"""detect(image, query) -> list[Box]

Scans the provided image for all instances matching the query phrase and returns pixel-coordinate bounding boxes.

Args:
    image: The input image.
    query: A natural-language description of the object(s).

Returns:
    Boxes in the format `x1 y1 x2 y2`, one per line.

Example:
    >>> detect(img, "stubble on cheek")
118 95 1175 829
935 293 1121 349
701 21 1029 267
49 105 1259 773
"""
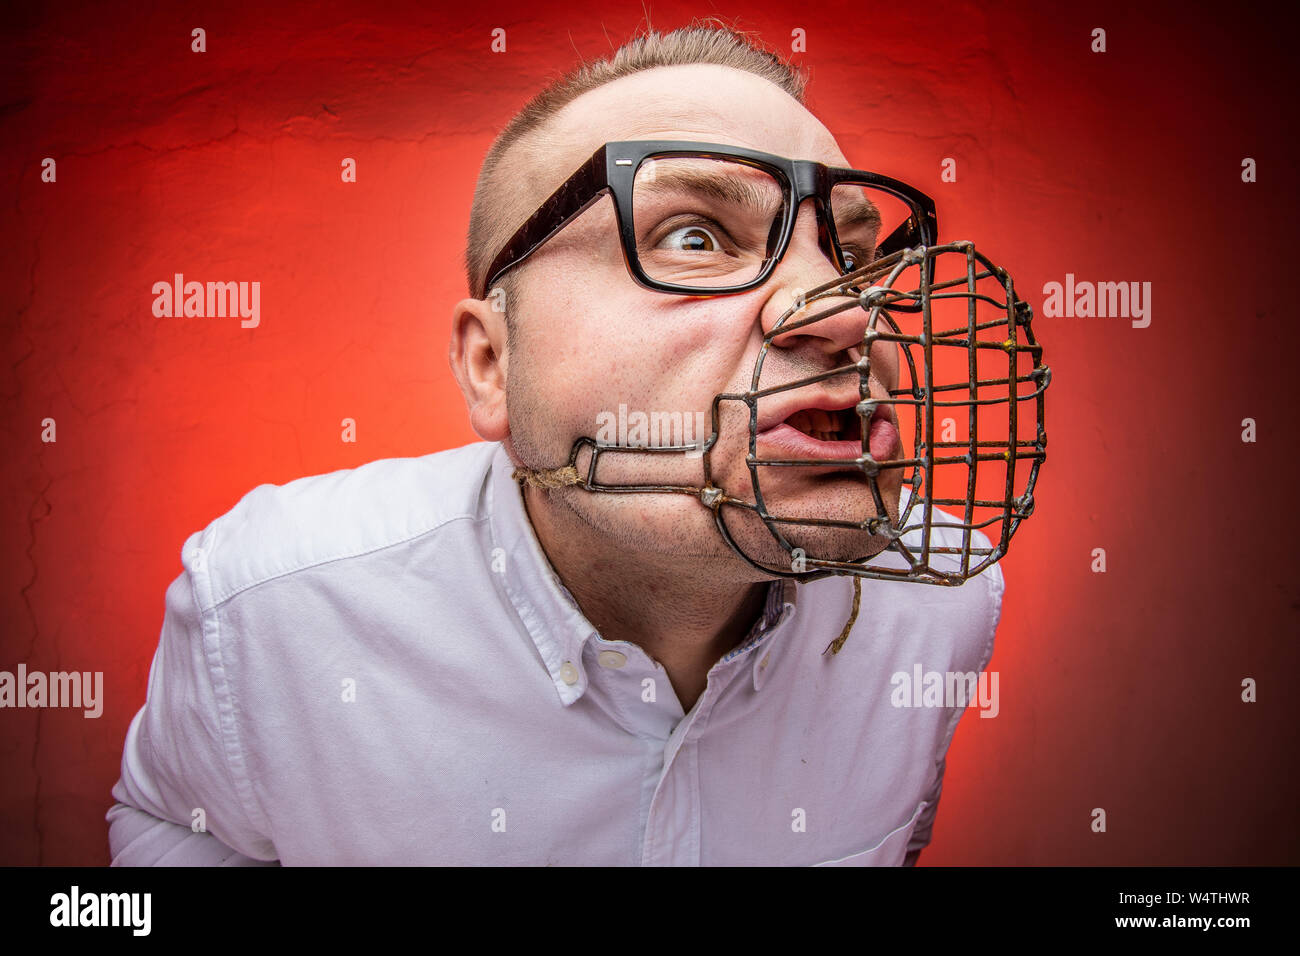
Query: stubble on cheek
501 348 756 566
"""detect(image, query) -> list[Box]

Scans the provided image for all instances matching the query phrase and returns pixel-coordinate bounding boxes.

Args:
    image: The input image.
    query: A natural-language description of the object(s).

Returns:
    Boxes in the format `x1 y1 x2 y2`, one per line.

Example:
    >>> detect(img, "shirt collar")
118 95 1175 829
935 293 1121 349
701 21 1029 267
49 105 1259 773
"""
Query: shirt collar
487 443 598 706
723 575 796 663
485 442 799 706
748 577 798 693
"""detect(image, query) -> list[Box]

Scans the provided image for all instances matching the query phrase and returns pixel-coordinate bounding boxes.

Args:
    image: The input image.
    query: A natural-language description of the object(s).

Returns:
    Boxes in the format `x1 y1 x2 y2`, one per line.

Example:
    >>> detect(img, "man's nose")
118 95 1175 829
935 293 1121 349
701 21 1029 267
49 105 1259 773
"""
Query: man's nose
758 200 867 357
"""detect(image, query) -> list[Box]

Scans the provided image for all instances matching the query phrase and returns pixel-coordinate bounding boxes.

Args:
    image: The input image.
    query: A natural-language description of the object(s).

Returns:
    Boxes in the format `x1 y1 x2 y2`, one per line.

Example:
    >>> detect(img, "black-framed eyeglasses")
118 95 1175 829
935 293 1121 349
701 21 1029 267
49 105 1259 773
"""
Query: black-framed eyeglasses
481 139 938 300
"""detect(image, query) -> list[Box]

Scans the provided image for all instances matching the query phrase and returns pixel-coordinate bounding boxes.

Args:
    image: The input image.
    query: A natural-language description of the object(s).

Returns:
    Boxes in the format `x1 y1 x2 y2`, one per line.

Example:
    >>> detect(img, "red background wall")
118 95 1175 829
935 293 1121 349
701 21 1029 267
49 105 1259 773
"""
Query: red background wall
2 0 1296 864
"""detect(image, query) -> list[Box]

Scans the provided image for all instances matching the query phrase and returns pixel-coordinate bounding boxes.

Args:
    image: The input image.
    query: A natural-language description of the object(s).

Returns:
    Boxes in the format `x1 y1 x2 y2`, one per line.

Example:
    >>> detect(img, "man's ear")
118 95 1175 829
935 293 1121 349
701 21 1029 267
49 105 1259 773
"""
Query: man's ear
448 295 509 442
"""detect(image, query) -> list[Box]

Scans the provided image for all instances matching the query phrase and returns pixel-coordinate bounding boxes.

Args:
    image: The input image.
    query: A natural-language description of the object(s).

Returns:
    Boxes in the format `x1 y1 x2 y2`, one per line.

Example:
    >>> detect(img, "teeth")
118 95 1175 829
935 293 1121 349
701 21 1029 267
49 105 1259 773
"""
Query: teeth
788 408 841 438
786 407 861 443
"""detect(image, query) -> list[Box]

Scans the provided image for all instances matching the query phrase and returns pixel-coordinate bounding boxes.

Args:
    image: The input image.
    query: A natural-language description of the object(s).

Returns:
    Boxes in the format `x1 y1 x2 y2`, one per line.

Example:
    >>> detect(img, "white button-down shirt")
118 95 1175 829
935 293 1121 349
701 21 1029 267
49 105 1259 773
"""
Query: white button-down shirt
107 440 1002 866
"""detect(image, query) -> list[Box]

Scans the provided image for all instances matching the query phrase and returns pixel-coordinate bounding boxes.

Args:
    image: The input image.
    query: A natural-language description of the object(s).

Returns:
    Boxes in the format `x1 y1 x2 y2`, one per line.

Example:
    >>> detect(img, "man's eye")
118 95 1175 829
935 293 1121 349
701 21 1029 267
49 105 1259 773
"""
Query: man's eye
841 247 863 271
660 224 723 253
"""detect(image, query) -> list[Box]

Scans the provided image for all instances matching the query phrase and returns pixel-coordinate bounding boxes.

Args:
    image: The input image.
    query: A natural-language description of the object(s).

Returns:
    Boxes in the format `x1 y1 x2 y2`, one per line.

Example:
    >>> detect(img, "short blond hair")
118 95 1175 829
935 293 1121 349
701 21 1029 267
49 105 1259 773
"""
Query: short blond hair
464 20 807 300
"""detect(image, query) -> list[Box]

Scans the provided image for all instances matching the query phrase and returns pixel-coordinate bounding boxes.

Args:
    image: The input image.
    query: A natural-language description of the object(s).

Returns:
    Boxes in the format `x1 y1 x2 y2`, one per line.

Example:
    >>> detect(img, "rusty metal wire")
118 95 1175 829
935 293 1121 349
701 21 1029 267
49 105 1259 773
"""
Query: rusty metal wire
514 241 1050 586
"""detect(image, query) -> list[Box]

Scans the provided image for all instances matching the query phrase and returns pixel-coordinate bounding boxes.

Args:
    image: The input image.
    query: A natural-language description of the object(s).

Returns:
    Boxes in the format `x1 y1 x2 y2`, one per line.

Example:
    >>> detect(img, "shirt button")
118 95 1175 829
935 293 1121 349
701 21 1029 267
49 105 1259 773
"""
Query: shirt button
560 661 579 685
597 650 627 669
760 653 771 670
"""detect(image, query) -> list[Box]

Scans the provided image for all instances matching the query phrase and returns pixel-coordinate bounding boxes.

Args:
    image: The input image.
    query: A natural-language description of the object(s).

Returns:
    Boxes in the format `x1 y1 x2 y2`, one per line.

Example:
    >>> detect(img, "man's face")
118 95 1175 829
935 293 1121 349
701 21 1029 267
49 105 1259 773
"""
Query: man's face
502 64 903 577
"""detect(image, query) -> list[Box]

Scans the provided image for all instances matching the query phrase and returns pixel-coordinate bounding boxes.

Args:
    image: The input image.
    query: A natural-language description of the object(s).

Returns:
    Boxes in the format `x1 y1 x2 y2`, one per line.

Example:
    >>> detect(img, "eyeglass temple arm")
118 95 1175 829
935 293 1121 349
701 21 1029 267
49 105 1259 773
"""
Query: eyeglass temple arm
482 147 610 296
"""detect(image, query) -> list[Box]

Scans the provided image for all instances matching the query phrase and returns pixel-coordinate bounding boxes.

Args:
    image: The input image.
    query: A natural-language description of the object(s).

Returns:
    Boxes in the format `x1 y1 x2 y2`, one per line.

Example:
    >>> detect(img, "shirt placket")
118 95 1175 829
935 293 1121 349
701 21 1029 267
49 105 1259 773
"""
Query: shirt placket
638 642 760 866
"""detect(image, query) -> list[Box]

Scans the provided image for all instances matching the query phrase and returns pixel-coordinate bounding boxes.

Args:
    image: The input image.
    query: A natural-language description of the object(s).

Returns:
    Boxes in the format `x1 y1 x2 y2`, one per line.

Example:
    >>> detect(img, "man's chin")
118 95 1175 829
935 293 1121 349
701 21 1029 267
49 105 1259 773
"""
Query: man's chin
714 525 888 576
714 472 902 573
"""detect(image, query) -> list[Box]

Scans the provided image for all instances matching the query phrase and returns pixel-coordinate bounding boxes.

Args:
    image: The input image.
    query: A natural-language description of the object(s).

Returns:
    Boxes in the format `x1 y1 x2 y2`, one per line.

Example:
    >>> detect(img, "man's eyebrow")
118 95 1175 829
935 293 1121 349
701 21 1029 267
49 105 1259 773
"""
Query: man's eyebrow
638 166 783 214
833 195 883 232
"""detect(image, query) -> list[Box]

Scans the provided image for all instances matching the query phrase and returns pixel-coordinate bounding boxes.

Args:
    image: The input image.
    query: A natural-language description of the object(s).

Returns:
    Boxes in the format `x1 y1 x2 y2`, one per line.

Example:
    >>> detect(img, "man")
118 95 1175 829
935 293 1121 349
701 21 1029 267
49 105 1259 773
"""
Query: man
107 23 1001 866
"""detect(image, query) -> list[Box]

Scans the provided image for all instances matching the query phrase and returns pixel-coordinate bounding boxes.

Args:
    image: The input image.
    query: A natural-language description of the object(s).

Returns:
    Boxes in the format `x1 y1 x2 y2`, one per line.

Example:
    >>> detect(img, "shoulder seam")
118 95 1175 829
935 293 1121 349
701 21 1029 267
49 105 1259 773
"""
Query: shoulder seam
202 511 478 611
185 554 273 844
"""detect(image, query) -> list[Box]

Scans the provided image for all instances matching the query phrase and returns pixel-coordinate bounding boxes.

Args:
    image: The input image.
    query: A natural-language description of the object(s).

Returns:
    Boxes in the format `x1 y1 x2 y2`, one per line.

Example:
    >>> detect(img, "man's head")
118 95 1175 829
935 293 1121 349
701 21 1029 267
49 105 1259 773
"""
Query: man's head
464 25 807 310
449 23 906 580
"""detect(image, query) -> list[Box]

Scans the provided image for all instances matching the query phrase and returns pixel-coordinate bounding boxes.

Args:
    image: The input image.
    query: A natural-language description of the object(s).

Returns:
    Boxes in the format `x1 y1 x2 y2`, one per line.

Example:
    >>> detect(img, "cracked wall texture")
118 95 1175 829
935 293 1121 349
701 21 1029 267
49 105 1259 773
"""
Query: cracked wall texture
1 0 1298 864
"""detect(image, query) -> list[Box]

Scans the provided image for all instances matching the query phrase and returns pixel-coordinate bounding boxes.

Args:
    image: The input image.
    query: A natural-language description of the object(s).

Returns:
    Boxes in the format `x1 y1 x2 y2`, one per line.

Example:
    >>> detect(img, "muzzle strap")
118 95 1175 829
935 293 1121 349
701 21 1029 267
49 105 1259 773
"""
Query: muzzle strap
513 464 583 489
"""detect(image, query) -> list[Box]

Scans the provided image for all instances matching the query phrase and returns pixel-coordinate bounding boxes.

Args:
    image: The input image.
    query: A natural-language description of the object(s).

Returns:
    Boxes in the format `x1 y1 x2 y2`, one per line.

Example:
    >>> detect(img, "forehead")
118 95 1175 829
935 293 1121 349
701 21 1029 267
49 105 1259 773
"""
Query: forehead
520 63 849 197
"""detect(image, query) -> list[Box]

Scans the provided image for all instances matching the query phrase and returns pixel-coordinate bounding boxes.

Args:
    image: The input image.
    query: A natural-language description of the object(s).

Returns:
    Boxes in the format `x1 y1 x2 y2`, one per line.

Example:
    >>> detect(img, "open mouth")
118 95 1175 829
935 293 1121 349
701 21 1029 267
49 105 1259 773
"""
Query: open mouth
755 401 900 464
783 406 862 444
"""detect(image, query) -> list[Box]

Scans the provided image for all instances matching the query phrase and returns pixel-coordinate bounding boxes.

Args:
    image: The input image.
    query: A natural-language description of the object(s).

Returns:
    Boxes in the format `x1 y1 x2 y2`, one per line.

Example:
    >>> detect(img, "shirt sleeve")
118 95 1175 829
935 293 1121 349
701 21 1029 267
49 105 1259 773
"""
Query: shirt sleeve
106 801 278 866
108 552 278 865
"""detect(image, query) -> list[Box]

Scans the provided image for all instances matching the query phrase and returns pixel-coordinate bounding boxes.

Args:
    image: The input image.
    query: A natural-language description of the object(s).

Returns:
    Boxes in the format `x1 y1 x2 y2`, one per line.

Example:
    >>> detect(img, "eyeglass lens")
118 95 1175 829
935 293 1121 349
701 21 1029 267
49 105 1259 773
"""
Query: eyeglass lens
630 155 919 289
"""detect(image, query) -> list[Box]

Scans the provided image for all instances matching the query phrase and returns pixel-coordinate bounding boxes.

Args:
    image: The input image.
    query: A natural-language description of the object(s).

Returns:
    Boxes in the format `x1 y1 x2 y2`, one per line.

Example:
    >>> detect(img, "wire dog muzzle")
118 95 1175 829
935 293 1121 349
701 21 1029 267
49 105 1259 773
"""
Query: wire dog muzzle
514 241 1051 652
